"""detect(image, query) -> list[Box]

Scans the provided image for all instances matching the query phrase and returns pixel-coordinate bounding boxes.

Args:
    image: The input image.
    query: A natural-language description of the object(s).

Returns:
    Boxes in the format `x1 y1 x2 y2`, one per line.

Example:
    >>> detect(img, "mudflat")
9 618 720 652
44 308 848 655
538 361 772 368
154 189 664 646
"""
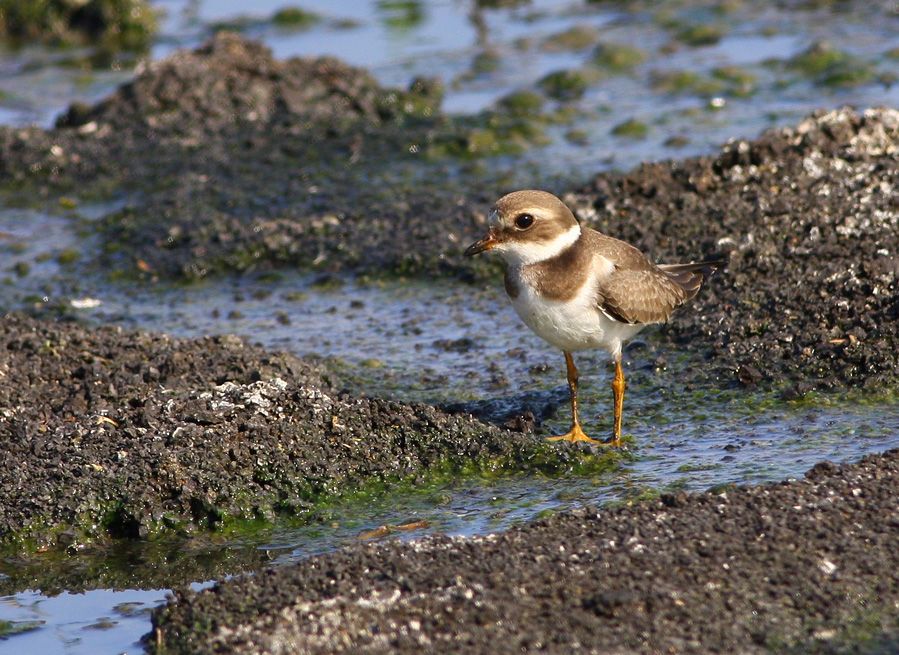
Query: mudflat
151 450 899 654
0 314 601 552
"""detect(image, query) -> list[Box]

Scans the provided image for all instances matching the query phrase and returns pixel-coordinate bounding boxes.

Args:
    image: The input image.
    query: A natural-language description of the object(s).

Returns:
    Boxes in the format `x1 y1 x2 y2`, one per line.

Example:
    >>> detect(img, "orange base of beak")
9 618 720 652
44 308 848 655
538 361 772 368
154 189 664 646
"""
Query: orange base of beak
464 234 498 256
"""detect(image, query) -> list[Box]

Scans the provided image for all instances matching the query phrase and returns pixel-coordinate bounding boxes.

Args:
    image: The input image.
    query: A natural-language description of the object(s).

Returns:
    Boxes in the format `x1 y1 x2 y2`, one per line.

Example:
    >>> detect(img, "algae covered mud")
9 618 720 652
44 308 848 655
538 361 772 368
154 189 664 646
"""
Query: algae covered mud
1 1 898 653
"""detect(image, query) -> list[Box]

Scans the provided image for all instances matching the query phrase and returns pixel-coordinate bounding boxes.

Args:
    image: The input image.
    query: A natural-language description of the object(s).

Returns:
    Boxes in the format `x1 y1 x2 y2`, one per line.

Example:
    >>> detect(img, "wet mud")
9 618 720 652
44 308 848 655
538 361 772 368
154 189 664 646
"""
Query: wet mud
0 314 603 553
151 449 899 654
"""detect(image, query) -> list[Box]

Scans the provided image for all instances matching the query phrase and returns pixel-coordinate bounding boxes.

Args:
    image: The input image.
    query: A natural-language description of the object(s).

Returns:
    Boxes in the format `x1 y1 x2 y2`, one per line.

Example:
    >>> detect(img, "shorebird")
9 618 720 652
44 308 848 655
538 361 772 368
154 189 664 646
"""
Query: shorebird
465 190 721 446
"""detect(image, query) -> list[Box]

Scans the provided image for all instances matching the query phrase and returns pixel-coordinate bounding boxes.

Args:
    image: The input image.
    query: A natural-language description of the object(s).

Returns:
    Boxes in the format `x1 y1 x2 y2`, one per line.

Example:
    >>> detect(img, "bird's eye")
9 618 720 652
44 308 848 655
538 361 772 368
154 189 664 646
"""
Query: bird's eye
514 213 535 230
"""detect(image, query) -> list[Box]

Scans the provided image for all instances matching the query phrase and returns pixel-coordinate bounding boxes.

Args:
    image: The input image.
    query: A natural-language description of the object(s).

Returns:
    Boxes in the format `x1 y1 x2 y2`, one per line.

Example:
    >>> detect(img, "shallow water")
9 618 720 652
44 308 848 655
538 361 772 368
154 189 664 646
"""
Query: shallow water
1 588 167 654
1 0 898 652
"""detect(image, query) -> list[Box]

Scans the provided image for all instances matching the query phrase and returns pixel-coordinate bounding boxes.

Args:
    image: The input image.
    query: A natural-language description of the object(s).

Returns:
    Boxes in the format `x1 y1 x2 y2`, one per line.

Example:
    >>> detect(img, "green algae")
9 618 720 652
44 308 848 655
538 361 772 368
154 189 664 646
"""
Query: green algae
0 619 45 638
711 66 758 97
426 109 549 159
788 43 852 76
591 42 647 73
377 0 425 32
650 66 757 99
450 128 503 156
539 69 591 102
786 42 875 88
541 25 599 52
0 534 275 598
674 23 725 47
664 134 690 148
652 70 724 96
565 129 589 145
498 90 545 116
271 444 627 529
708 383 899 419
611 118 648 139
208 16 257 33
209 8 321 35
676 461 720 473
55 248 80 265
471 50 501 75
271 7 320 29
0 0 157 53
0 430 624 558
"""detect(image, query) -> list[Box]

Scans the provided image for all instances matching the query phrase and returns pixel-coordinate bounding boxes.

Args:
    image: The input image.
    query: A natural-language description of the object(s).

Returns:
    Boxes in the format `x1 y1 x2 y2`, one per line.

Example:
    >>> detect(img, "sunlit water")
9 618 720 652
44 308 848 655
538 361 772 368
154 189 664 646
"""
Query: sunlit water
1 589 166 655
1 0 898 652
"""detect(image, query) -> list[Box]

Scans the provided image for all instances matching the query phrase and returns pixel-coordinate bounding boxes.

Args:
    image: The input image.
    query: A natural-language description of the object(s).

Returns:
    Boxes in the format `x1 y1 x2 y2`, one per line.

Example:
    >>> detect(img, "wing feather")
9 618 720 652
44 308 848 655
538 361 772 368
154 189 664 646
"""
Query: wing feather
583 229 723 325
598 268 688 325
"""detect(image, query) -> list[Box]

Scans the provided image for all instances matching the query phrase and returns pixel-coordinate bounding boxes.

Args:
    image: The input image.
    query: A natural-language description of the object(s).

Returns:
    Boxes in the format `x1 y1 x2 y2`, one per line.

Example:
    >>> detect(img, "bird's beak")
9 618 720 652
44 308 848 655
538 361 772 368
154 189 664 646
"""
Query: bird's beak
464 232 499 257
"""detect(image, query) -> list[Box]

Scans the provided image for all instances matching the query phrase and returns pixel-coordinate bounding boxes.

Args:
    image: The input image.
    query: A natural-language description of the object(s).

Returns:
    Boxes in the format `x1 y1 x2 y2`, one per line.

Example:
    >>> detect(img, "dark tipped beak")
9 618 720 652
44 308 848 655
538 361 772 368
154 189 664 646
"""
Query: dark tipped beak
464 232 498 257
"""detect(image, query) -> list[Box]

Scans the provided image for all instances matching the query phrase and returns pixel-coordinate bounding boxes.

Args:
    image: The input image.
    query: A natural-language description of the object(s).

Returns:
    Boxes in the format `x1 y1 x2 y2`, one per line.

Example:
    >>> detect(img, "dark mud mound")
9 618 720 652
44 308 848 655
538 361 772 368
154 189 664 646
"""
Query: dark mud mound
152 450 899 654
55 33 438 136
568 107 899 392
0 314 594 552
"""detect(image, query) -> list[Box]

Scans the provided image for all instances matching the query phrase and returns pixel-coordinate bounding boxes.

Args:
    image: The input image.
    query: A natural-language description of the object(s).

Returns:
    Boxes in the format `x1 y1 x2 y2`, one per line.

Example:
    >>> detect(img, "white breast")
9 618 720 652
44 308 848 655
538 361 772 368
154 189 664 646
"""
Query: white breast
509 257 644 358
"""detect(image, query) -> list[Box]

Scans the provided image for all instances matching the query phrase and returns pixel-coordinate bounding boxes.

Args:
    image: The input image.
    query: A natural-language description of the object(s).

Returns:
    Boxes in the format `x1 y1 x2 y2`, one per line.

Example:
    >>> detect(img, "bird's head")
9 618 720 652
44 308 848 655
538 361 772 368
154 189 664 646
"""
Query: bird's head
464 190 581 266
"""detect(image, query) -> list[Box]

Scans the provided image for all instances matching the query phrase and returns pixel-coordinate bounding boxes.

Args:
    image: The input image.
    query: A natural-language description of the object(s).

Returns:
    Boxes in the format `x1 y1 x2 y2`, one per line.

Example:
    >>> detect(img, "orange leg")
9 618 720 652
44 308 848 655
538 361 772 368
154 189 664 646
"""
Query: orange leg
609 355 625 446
546 352 603 444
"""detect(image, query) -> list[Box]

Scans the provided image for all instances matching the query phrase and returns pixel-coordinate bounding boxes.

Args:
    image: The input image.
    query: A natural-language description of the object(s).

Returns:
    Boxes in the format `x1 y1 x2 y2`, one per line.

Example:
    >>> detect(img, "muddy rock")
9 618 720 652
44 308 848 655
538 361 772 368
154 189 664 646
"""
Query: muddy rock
151 449 899 654
0 314 597 552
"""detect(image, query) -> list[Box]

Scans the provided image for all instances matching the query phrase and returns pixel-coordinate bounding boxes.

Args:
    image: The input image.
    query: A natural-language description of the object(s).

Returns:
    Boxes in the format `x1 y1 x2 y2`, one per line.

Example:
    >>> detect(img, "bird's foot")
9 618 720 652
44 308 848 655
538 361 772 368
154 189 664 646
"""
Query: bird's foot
546 424 604 445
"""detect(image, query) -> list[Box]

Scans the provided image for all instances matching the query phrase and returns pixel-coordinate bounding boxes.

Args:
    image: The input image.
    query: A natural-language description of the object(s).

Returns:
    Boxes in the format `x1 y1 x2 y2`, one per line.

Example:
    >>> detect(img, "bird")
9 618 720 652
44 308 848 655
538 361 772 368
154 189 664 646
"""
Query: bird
464 190 722 446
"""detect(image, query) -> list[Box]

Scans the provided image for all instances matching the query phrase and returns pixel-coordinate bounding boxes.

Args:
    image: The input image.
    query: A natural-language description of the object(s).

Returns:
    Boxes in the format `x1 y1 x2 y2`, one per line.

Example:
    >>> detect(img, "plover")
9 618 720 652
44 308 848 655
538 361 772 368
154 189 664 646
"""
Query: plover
465 190 721 446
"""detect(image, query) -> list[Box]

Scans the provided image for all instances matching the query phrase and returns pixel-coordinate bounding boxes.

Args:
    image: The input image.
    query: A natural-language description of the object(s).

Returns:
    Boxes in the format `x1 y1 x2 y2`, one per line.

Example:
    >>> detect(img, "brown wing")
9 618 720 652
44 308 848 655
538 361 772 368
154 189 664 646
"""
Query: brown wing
585 229 722 325
598 267 689 325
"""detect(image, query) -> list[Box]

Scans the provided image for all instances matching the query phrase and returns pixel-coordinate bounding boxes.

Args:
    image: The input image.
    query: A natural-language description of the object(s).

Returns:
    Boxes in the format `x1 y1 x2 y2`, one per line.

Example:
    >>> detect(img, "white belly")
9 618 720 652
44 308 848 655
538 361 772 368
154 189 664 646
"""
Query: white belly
510 276 644 358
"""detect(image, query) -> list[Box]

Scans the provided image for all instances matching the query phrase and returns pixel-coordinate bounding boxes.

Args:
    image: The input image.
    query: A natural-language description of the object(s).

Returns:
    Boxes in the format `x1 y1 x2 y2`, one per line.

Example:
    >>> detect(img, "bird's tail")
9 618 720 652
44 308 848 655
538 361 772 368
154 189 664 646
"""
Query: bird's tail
658 258 726 299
